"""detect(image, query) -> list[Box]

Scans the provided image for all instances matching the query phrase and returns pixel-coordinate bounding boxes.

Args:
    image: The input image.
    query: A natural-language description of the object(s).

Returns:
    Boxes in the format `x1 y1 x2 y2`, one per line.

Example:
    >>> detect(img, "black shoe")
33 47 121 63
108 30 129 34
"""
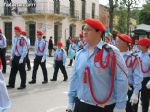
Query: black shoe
63 78 68 81
27 68 31 71
50 79 57 81
17 86 26 90
29 80 36 84
42 81 48 84
7 85 14 89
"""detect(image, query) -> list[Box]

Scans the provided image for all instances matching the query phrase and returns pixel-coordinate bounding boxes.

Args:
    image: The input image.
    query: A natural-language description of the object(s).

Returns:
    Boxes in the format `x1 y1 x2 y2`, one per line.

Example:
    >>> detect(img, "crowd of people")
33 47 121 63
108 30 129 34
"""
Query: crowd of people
0 18 150 112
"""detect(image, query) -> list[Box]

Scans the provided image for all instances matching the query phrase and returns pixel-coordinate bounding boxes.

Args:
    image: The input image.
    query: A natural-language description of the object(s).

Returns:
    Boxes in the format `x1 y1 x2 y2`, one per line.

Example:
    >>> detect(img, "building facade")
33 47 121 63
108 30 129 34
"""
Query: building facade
0 0 99 46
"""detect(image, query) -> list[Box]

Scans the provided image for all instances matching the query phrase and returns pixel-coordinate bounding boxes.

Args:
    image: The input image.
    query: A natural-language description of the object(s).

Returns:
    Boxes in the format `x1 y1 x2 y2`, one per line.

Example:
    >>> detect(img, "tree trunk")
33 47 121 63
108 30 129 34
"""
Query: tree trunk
127 6 130 34
109 0 114 33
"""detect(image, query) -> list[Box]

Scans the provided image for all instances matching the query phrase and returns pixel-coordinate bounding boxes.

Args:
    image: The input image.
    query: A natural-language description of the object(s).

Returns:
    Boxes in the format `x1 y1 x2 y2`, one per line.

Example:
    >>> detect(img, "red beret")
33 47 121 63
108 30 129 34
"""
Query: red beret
21 30 26 36
0 28 2 33
57 41 63 47
14 26 22 32
136 38 150 46
71 38 75 42
79 33 83 38
117 34 132 43
37 30 43 36
84 18 106 32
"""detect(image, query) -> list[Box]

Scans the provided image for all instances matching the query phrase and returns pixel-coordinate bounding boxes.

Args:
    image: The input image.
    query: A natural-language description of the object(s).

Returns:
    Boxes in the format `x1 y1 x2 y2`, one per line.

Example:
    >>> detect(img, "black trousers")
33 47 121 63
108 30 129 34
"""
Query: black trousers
74 98 115 112
26 51 31 69
32 56 48 82
52 60 68 80
0 48 6 73
8 55 26 87
49 49 53 57
69 57 75 66
141 77 150 112
126 86 139 112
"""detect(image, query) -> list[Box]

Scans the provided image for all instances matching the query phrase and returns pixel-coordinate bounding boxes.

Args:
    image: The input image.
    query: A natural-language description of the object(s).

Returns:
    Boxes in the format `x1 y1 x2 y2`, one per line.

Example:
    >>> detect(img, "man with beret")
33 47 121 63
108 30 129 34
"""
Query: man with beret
116 34 143 112
66 18 128 112
7 26 28 90
22 30 31 71
50 41 68 81
29 30 48 84
0 28 7 74
136 38 150 112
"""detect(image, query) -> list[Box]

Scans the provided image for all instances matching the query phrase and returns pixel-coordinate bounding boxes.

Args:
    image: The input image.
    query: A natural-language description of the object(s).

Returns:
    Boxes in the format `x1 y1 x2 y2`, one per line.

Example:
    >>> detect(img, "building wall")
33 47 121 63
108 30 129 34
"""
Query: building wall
0 0 99 46
99 4 109 29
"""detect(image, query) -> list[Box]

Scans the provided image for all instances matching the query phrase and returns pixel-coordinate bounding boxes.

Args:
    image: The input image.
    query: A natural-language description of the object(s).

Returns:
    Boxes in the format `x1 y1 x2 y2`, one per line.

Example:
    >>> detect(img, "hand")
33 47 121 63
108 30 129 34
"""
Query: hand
130 93 138 105
66 109 73 112
113 108 126 112
41 59 45 63
19 58 23 64
146 81 150 89
66 105 74 112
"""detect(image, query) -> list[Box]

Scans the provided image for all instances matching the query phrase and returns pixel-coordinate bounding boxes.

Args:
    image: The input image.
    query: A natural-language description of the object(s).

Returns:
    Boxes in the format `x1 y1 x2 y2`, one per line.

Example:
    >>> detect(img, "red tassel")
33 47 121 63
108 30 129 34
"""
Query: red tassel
83 68 87 84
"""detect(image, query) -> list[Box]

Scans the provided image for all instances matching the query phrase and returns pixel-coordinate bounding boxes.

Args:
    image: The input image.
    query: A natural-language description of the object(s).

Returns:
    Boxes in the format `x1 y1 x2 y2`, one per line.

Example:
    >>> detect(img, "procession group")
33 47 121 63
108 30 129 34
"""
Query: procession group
0 18 150 112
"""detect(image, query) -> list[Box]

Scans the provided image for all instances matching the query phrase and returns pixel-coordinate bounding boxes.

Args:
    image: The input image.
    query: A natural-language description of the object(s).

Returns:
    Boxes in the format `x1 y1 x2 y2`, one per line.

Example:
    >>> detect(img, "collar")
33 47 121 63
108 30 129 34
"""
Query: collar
83 40 105 50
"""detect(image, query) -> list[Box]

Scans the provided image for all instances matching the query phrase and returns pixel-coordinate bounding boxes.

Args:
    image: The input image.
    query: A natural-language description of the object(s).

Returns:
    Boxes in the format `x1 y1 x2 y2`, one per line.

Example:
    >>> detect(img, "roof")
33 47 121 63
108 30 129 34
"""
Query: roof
135 24 150 32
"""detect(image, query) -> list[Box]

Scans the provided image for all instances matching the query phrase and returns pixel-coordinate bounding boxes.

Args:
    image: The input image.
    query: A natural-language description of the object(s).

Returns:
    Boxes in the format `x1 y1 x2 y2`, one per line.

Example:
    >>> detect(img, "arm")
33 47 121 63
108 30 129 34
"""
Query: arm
63 49 67 65
3 34 7 48
67 59 78 110
42 41 48 61
114 50 128 109
133 58 143 94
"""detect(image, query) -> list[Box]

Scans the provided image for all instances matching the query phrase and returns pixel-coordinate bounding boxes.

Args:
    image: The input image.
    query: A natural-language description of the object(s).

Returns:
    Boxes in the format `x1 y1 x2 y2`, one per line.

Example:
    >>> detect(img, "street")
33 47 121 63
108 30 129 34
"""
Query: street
3 54 149 112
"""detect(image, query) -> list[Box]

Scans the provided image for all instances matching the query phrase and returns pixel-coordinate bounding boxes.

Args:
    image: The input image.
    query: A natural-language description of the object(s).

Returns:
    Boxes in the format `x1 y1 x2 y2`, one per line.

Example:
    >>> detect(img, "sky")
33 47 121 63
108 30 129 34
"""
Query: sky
99 0 146 7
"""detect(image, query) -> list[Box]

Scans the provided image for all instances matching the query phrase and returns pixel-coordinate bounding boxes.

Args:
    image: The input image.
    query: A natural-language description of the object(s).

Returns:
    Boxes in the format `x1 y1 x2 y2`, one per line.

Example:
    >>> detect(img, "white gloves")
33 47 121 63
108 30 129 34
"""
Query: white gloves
66 105 74 112
19 58 23 64
41 59 45 63
113 108 126 112
146 81 150 89
130 93 138 105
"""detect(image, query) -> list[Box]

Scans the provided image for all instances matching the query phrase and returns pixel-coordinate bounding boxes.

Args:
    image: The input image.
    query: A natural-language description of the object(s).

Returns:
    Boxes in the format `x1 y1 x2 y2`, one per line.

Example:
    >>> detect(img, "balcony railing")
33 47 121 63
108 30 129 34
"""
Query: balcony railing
1 2 82 20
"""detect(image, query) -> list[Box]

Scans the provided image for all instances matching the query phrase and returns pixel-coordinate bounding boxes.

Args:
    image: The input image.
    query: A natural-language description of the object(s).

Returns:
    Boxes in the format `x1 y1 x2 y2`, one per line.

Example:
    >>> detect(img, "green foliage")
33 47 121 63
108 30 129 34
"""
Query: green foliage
139 3 150 24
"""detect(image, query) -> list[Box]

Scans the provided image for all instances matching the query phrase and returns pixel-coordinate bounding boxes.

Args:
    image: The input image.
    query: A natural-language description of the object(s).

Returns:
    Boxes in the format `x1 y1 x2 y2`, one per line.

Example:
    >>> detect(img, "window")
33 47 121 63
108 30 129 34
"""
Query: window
69 0 75 17
27 0 36 13
92 3 95 18
81 0 86 19
54 0 60 14
4 0 12 16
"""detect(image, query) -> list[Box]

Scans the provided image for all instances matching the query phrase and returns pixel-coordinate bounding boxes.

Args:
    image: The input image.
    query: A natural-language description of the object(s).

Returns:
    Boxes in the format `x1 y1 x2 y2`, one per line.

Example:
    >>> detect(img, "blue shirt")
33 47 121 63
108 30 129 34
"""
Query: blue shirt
68 43 77 59
54 48 66 65
68 40 128 109
121 51 143 94
11 35 28 59
34 38 48 60
0 72 11 111
138 52 150 78
0 33 7 48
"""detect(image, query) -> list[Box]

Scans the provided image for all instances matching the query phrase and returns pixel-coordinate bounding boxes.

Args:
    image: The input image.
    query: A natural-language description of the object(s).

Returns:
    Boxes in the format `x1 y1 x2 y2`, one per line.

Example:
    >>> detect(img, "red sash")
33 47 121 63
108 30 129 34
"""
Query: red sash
83 49 116 105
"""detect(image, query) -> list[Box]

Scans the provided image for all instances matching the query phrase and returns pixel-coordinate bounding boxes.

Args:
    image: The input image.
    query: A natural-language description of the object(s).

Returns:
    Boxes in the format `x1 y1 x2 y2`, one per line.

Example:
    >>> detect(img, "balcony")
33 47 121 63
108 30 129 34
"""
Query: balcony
0 2 81 21
69 10 80 21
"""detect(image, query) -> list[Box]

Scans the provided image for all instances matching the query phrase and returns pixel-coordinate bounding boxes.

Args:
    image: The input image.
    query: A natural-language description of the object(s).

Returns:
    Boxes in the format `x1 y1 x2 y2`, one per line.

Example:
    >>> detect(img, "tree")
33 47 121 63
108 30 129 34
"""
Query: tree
121 0 139 34
139 2 150 25
109 0 119 33
115 7 127 33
